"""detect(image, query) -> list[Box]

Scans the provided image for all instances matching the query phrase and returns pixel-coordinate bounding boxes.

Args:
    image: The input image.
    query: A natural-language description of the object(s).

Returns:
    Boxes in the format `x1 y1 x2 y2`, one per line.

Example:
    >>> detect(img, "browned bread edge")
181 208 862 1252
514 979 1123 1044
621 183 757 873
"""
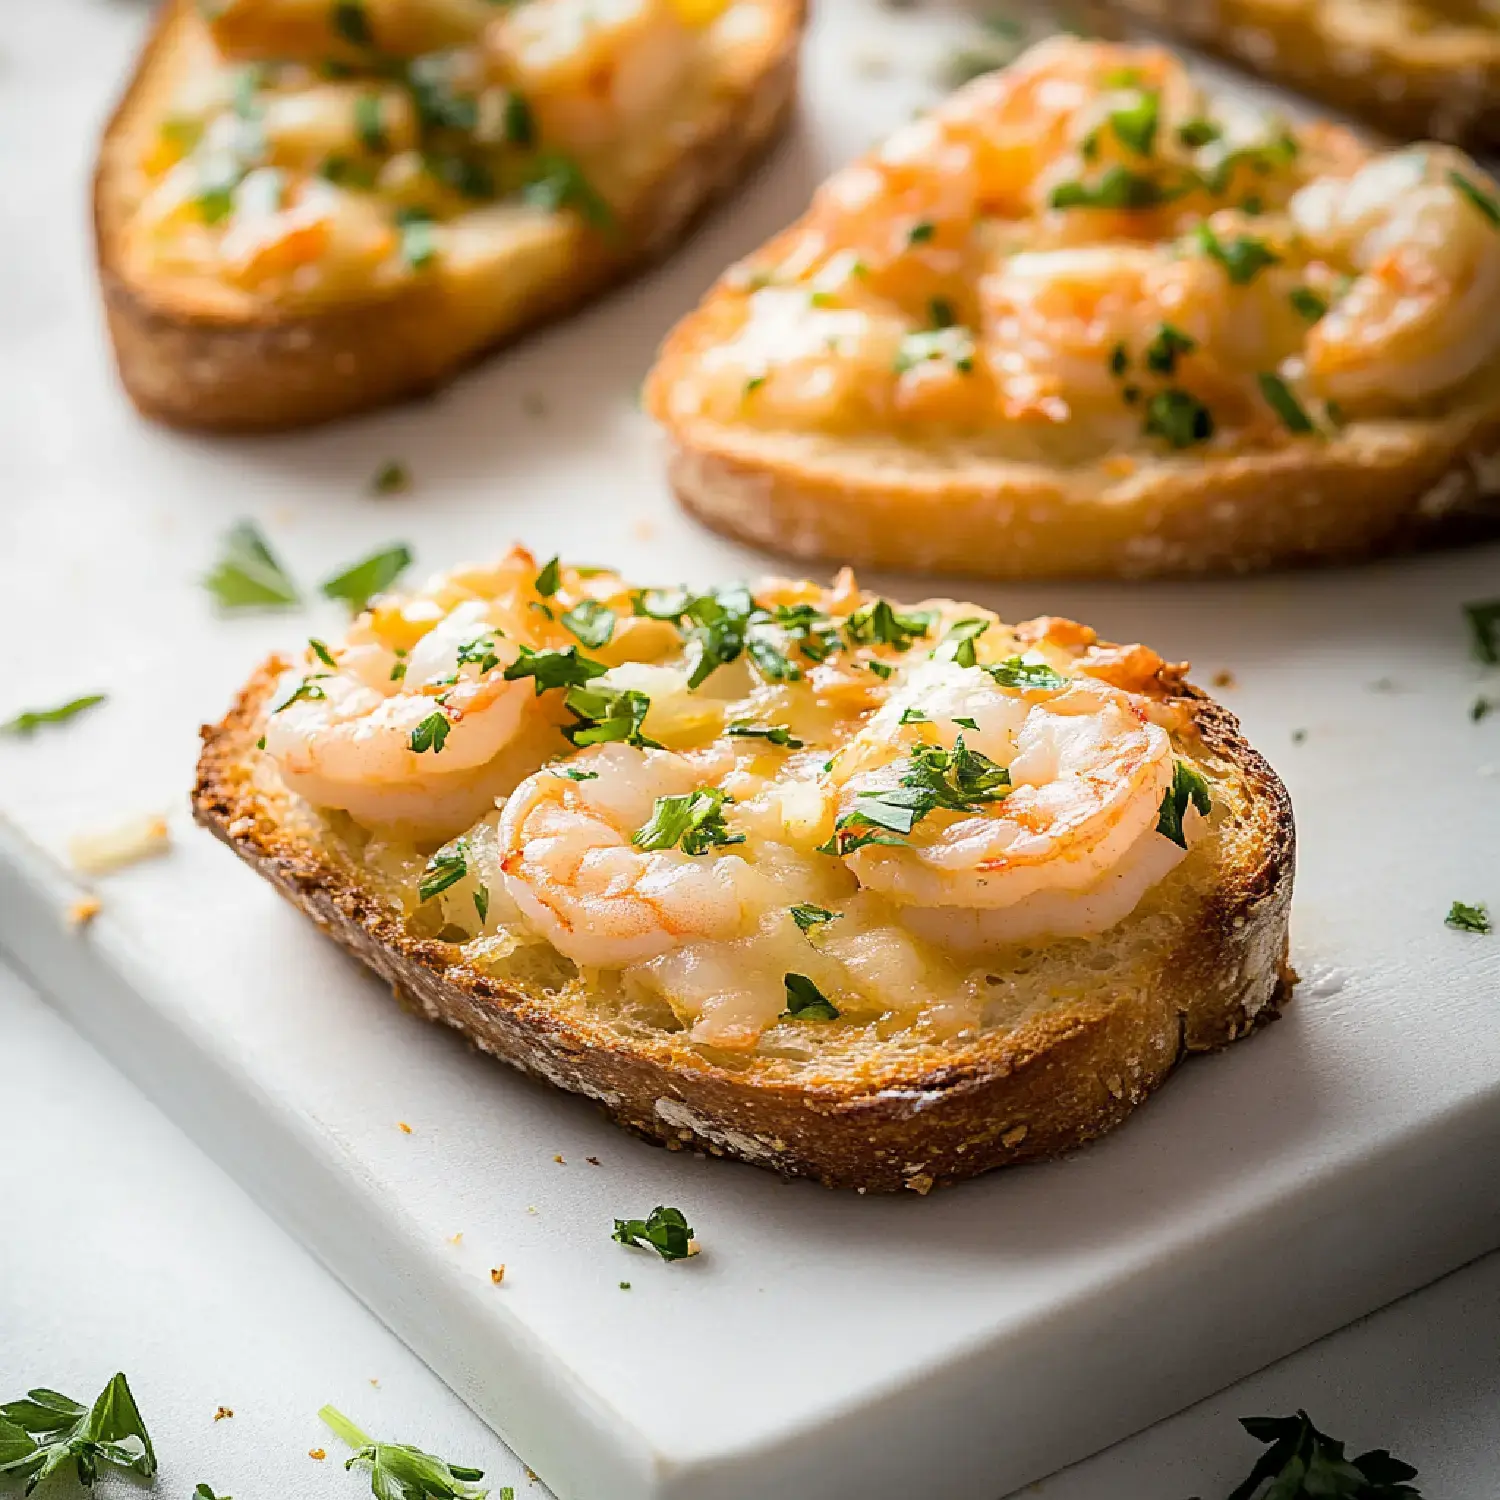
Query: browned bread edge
94 0 805 433
192 655 1296 1192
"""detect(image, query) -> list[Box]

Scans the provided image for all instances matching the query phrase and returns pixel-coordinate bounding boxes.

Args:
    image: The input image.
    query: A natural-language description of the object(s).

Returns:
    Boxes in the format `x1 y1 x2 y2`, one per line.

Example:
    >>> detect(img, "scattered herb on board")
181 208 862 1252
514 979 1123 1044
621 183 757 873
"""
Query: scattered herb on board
1219 1410 1421 1500
321 544 414 611
1 694 106 736
204 520 301 609
1463 599 1500 664
782 973 840 1020
0 1373 156 1493
1446 901 1492 935
370 460 411 495
318 1405 487 1500
1156 760 1212 849
194 1487 231 1500
612 1206 696 1261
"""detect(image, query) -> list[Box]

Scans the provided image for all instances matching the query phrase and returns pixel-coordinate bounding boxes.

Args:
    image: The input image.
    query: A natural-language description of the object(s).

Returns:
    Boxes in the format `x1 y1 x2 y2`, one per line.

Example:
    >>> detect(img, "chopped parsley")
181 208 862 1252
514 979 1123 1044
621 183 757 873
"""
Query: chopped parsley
1109 342 1130 377
370 459 411 494
408 712 450 755
418 841 469 903
274 675 329 712
935 617 991 669
1177 118 1222 149
633 586 691 621
727 721 804 748
984 657 1067 690
549 764 599 781
825 736 1010 854
1143 388 1215 449
866 660 895 680
612 1205 694 1261
1050 166 1176 212
503 645 608 694
523 153 614 231
1258 373 1316 434
472 885 489 924
1109 89 1160 157
768 602 840 663
318 1405 486 1500
1 694 106 736
908 220 936 245
1448 169 1500 228
0 1373 156 1493
308 638 338 668
534 556 561 597
1446 900 1492 934
1194 223 1280 285
204 520 301 609
790 903 839 933
900 707 930 725
330 1 373 47
455 634 501 673
1463 599 1500 664
320 543 413 611
560 599 615 649
845 599 935 652
353 92 386 153
928 295 957 329
563 684 659 748
782 973 840 1020
1144 323 1196 376
894 325 976 376
1155 759 1212 849
1288 286 1328 323
633 788 743 856
396 207 437 269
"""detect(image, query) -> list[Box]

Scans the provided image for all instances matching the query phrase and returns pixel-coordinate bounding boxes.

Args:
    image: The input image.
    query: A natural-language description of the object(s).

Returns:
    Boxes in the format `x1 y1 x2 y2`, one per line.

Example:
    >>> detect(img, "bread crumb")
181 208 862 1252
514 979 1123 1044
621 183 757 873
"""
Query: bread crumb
552 1154 566 1165
213 1407 233 1421
398 1121 413 1134
448 1232 464 1245
490 1265 506 1285
309 1449 326 1461
904 1172 935 1195
66 896 102 928
68 814 171 876
686 1238 702 1257
527 1205 538 1214
586 1156 601 1166
1211 669 1237 689
1001 1125 1029 1148
369 1378 379 1387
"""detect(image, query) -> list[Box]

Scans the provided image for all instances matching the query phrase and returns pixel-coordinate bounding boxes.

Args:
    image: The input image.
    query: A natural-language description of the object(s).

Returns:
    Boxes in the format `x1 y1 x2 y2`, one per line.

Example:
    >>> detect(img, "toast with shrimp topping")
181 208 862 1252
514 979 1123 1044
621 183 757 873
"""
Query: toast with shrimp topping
645 35 1500 579
1103 0 1500 152
95 0 804 432
192 546 1295 1191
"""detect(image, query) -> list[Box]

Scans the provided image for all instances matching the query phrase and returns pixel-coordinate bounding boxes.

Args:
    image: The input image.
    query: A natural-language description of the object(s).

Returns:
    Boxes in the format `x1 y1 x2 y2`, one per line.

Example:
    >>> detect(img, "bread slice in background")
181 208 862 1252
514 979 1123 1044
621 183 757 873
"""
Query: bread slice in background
1104 0 1500 151
95 0 804 432
193 637 1295 1195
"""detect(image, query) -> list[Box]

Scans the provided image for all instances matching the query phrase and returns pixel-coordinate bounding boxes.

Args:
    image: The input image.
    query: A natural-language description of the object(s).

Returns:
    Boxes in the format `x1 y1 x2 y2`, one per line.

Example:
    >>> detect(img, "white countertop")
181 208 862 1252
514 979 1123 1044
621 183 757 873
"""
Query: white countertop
5 957 1500 1498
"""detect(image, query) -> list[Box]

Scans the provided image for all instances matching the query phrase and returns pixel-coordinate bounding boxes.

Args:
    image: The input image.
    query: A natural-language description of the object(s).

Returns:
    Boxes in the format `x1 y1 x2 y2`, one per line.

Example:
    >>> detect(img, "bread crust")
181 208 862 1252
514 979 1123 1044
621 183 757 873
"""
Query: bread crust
192 655 1296 1193
94 0 804 432
1104 0 1500 150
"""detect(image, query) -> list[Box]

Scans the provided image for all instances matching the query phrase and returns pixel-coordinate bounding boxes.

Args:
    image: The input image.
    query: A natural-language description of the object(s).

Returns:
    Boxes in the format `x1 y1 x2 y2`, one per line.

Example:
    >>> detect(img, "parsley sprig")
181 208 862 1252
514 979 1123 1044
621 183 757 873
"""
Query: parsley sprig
204 520 301 610
318 1405 487 1500
321 544 413 612
1156 759 1212 848
1446 900 1492 935
633 789 743 856
612 1206 695 1261
1224 1410 1420 1500
825 737 1010 855
0 1373 156 1494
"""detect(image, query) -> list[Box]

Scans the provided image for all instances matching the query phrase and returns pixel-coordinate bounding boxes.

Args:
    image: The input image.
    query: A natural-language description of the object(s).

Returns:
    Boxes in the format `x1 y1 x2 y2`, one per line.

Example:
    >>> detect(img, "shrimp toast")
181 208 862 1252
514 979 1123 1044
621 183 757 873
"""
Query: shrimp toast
645 36 1500 579
95 0 804 432
1104 0 1500 151
193 548 1295 1191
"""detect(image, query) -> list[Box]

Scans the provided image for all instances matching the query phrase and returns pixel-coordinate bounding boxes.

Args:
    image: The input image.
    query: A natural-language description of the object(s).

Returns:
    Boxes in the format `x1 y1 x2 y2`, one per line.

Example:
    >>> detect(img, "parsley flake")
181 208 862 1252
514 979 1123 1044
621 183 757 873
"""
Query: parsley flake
1449 169 1500 228
894 325 976 376
321 544 413 611
984 657 1067 691
1446 900 1492 934
330 1 373 47
790 903 839 933
534 556 561 597
936 616 991 668
1109 89 1160 157
908 220 936 244
560 599 616 649
1258 373 1316 434
612 1205 694 1261
633 788 743 856
1144 388 1215 448
1050 166 1176 211
418 841 469 903
782 973 840 1020
1156 759 1211 848
845 599 935 652
1 694 106 736
727 721 804 748
563 685 660 748
1289 286 1328 323
504 645 608 695
1195 223 1280 285
1144 322 1196 375
1463 599 1500 664
204 520 301 610
370 459 411 494
408 712 450 755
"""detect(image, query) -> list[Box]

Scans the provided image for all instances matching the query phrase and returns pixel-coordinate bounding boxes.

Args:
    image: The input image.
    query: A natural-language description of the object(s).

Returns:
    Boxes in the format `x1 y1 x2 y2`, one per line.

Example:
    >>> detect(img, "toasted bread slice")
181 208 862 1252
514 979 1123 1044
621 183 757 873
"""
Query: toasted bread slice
192 557 1294 1192
1105 0 1500 151
646 37 1500 579
96 0 803 432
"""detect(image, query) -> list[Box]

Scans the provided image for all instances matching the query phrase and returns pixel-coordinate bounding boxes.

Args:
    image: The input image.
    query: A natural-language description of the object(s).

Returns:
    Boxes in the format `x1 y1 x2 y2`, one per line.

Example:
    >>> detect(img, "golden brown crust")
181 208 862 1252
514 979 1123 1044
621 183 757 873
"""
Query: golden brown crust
192 646 1296 1193
94 0 805 432
1104 0 1500 150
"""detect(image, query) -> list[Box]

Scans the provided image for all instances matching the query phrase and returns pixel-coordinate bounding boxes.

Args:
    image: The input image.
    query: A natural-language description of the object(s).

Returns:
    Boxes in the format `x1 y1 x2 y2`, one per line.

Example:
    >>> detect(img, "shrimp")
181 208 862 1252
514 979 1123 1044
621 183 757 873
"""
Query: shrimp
831 675 1187 946
262 597 551 840
498 742 781 969
1292 147 1500 409
488 0 699 157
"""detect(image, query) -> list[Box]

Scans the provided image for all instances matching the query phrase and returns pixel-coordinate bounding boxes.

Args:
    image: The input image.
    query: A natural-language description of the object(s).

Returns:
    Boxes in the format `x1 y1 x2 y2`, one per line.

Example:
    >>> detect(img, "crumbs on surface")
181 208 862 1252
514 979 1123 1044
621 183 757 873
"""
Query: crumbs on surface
66 895 102 928
448 1232 464 1245
586 1156 601 1166
308 1449 326 1461
490 1265 506 1285
213 1407 233 1421
397 1121 413 1134
552 1154 566 1165
68 813 171 876
1211 669 1237 689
